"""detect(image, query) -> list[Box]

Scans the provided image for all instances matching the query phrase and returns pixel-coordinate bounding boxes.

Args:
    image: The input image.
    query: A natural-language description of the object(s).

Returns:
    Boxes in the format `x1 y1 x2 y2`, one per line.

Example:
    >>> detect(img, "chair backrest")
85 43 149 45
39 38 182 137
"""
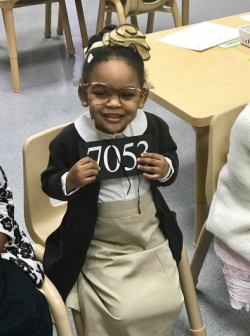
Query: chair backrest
128 0 166 15
108 0 166 16
23 123 70 246
205 104 246 205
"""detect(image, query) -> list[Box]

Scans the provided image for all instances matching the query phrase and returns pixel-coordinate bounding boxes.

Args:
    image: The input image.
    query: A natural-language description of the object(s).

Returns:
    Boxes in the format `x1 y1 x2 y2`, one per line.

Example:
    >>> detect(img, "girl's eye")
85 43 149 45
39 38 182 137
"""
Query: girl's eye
120 90 137 100
93 91 109 98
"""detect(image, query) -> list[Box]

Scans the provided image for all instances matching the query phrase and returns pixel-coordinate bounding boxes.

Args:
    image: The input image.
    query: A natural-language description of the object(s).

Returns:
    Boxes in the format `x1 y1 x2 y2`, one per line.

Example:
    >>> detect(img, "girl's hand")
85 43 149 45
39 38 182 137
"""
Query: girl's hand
137 153 169 180
66 157 100 193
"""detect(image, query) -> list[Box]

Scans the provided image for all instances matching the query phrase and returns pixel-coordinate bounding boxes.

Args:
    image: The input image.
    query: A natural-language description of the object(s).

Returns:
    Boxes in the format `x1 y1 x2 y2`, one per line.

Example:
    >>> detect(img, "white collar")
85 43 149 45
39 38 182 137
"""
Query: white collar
74 109 147 141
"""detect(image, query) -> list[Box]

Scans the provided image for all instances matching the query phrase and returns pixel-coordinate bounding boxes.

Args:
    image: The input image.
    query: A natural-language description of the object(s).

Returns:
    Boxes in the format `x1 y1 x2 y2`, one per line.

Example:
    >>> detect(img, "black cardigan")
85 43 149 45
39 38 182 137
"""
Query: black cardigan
41 112 183 301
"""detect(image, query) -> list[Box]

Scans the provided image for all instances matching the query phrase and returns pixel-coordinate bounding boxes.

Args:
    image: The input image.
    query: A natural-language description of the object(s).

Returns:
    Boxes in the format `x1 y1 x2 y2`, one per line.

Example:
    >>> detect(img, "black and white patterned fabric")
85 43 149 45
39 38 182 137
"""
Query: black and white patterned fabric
0 166 44 288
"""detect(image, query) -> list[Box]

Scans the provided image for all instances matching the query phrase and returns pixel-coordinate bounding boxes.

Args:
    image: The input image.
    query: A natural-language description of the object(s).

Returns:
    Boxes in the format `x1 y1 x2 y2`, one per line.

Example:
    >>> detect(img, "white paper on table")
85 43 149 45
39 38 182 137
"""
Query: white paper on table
158 22 239 51
240 14 250 22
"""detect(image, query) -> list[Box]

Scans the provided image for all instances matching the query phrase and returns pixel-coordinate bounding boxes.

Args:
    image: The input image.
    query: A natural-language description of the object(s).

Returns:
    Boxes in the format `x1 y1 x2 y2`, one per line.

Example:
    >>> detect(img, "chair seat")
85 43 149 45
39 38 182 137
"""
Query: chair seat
15 0 56 8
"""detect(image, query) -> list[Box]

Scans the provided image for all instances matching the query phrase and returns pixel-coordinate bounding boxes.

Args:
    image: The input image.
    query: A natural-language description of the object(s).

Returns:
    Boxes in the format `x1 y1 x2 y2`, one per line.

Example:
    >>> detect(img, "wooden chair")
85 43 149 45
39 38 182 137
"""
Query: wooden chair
149 0 189 27
191 104 246 285
23 123 85 336
44 0 88 47
146 0 182 33
96 0 182 35
0 0 74 93
23 123 207 336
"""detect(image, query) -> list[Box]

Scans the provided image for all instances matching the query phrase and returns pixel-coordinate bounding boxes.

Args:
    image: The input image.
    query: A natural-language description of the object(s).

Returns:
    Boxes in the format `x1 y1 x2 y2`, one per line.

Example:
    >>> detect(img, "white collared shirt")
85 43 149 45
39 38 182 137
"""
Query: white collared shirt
62 110 173 202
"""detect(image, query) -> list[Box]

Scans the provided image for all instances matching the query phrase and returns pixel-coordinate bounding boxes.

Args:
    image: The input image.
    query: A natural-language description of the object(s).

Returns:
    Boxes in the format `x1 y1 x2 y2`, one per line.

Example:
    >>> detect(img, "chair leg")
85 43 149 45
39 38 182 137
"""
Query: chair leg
130 15 138 28
191 223 214 285
72 309 85 336
75 0 88 48
58 0 75 55
105 11 112 25
96 0 106 33
182 0 189 25
171 0 182 27
42 277 74 336
146 11 155 33
112 0 126 24
44 3 52 38
178 246 207 336
57 7 63 35
3 5 21 92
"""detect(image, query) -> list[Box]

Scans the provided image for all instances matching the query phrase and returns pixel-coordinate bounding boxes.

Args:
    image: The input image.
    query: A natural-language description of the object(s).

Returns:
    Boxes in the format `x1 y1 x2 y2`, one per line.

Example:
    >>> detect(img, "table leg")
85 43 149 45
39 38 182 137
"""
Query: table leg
182 0 189 26
193 126 209 245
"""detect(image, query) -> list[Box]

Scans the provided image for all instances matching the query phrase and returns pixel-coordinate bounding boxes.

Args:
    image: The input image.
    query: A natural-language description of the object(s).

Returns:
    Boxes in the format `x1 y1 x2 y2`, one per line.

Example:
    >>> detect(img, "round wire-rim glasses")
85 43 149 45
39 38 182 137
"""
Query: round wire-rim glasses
80 82 151 110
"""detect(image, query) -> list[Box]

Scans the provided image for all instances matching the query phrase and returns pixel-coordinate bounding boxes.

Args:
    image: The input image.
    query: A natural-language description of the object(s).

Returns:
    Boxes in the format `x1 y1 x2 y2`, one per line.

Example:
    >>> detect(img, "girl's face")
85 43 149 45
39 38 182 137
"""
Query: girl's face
79 59 148 134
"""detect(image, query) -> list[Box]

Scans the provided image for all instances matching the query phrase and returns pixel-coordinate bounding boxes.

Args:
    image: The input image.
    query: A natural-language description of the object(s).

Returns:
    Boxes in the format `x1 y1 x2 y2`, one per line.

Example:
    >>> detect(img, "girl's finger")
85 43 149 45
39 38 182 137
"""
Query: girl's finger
82 162 100 172
140 152 161 160
79 157 98 166
139 159 160 167
142 173 159 180
84 176 97 185
137 164 159 173
84 168 100 177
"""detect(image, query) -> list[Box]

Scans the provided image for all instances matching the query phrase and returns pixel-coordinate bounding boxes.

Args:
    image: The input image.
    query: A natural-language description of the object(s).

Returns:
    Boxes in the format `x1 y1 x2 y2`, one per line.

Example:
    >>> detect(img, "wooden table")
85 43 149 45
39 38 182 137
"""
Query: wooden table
146 13 250 243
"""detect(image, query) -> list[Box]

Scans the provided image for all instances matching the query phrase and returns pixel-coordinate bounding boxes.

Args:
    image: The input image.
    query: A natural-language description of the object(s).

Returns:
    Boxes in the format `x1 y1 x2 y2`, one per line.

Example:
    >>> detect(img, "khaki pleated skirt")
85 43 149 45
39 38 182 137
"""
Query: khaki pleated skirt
66 190 183 336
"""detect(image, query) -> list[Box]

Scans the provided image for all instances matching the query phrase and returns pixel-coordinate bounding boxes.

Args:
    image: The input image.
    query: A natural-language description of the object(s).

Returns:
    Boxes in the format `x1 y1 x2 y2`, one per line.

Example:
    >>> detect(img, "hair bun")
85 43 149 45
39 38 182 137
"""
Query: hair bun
100 24 117 36
87 25 117 51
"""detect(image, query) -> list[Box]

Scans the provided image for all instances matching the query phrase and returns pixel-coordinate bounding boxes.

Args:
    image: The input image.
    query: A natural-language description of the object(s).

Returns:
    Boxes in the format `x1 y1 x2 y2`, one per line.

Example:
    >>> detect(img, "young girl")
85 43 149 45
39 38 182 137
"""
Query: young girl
42 24 183 336
0 165 52 336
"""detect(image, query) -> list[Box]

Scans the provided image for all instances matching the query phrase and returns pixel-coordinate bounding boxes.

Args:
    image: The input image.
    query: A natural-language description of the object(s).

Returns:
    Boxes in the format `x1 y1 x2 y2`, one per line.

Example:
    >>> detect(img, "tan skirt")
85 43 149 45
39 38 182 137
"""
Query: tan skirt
66 190 183 336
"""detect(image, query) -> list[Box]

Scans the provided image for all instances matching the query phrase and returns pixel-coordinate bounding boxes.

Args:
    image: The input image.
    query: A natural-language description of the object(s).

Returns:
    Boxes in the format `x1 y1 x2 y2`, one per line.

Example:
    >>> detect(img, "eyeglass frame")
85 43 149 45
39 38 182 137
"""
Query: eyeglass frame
79 82 151 108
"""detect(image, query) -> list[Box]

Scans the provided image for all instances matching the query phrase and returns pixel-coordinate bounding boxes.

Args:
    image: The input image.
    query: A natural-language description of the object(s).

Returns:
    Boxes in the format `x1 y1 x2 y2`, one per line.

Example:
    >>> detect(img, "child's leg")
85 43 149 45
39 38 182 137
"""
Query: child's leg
0 259 52 336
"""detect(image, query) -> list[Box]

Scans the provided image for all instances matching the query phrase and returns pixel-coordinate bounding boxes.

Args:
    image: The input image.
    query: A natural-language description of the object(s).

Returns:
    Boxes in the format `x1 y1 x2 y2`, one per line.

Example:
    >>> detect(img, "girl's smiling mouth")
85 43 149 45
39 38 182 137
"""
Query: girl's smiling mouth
103 114 124 122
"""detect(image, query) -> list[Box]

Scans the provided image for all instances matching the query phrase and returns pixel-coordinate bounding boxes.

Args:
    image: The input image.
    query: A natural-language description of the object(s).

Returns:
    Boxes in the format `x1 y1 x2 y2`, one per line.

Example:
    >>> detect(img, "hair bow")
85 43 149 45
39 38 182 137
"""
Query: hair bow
102 24 151 61
85 24 151 61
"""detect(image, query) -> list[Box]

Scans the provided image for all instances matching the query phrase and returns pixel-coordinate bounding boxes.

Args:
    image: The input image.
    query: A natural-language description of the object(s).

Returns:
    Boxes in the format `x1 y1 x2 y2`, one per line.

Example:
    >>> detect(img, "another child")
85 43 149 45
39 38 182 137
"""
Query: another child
0 165 52 336
42 24 183 336
206 102 250 311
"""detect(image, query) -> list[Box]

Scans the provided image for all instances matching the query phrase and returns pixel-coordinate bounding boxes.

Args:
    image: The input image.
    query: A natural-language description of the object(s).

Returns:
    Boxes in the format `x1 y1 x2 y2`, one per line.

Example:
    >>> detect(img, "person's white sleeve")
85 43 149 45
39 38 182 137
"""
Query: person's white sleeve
61 172 80 196
158 157 174 182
